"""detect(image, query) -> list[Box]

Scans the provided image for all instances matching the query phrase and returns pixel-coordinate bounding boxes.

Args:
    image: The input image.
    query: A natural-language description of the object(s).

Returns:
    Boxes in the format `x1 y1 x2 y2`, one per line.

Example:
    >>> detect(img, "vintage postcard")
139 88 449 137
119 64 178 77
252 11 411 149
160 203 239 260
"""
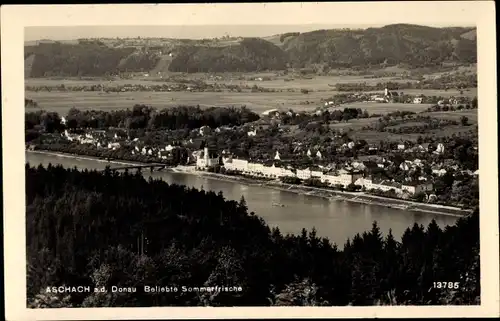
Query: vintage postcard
2 2 499 320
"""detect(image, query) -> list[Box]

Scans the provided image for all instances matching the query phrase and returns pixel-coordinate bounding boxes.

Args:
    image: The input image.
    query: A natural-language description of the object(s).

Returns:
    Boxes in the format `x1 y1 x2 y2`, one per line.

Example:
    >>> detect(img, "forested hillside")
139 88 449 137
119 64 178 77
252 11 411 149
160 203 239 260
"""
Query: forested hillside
168 38 288 73
282 24 476 67
27 164 479 307
26 42 152 77
24 24 477 77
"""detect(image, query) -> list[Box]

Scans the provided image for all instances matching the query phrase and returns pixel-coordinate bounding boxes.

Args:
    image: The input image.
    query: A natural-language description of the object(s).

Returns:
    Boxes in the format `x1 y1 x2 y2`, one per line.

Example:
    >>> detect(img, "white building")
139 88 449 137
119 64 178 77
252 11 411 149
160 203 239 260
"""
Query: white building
316 150 322 159
196 147 219 169
413 97 423 104
321 169 363 187
311 169 323 178
274 151 281 160
247 162 264 175
223 157 248 172
401 182 433 195
362 178 403 194
296 168 312 180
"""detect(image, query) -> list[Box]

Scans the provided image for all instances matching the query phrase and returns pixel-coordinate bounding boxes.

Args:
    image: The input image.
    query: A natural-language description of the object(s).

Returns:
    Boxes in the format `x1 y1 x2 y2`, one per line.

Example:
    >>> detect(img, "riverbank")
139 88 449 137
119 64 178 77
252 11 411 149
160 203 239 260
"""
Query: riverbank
26 149 157 167
26 149 471 218
188 170 471 218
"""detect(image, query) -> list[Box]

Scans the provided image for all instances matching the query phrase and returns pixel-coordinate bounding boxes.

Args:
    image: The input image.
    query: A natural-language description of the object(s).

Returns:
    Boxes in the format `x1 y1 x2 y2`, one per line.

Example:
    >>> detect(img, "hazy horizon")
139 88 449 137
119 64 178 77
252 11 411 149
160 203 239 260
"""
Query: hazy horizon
25 23 475 42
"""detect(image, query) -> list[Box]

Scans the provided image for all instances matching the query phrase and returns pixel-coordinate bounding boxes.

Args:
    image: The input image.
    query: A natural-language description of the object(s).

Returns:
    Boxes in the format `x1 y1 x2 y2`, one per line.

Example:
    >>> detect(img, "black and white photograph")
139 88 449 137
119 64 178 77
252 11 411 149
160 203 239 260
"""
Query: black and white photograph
2 2 499 319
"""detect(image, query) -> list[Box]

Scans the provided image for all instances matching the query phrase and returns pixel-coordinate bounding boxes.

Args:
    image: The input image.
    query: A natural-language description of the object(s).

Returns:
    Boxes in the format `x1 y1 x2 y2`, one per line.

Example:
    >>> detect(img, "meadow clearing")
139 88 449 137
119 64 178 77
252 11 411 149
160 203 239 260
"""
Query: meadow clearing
25 89 444 117
340 109 478 143
25 90 332 115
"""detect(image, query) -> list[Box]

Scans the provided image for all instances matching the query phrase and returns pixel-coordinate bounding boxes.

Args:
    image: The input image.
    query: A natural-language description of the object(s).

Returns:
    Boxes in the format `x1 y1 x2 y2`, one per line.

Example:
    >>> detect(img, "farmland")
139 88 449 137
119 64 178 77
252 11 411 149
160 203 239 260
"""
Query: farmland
25 69 473 117
340 109 478 144
25 90 335 116
339 102 432 114
25 87 446 117
347 126 477 144
420 109 478 123
25 74 418 91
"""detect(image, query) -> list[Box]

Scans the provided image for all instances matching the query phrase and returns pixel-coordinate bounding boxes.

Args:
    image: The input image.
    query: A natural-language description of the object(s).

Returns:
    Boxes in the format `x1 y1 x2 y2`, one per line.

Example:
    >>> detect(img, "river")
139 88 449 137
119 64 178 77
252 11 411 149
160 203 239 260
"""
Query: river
26 152 458 246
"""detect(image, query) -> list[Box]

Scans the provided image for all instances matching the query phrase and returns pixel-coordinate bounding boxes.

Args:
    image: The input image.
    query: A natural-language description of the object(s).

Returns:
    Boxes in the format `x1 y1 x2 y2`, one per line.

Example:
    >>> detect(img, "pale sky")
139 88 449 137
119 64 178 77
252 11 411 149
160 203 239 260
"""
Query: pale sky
24 24 389 41
24 23 475 42
20 3 478 41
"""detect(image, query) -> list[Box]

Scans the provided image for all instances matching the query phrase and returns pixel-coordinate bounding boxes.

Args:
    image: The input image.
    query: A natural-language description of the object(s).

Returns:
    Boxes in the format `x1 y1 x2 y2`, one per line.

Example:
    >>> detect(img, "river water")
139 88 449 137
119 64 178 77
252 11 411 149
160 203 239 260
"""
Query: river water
26 152 458 246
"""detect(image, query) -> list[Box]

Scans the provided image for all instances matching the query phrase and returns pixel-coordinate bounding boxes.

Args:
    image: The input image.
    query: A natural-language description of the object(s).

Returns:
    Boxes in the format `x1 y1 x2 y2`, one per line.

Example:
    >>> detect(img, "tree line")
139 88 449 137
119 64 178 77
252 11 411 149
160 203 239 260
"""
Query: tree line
27 164 479 307
25 105 260 133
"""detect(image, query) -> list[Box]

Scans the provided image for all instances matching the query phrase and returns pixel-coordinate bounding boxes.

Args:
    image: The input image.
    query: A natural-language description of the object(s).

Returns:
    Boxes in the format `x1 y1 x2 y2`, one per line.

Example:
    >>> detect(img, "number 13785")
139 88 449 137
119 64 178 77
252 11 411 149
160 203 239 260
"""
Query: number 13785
433 282 460 289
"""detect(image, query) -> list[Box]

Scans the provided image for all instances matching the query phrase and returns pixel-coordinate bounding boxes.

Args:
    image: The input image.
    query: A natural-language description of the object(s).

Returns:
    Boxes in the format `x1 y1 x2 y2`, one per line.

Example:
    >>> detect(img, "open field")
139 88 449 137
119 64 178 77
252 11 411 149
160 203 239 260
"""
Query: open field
25 78 183 87
362 88 477 98
25 90 332 115
26 74 418 91
25 89 445 117
283 108 477 143
204 75 418 91
420 110 478 124
330 110 477 143
25 70 477 119
26 75 477 102
387 121 429 129
25 91 472 119
340 102 433 114
349 126 477 144
399 88 477 98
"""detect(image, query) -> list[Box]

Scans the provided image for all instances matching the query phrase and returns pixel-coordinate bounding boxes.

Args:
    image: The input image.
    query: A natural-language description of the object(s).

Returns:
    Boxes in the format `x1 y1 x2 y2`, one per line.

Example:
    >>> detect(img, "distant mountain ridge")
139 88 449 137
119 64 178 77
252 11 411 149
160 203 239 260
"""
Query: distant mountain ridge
24 24 477 77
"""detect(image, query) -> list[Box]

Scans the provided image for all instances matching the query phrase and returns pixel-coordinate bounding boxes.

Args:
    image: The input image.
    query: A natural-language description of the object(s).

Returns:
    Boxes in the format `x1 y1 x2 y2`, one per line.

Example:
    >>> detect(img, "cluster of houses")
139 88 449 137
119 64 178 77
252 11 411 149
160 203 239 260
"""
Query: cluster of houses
319 88 473 107
52 121 477 199
195 147 442 196
356 176 434 195
60 129 185 160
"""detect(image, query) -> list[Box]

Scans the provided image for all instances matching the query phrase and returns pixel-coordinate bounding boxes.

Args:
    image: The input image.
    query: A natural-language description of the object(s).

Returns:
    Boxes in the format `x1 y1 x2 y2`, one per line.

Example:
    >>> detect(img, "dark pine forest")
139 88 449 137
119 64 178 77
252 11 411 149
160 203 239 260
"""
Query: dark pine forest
26 164 479 307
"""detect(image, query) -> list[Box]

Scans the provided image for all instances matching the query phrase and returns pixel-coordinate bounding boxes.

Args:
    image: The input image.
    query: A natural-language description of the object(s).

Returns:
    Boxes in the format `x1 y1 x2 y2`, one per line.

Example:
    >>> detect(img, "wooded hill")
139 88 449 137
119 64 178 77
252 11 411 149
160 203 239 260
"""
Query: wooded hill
25 24 476 77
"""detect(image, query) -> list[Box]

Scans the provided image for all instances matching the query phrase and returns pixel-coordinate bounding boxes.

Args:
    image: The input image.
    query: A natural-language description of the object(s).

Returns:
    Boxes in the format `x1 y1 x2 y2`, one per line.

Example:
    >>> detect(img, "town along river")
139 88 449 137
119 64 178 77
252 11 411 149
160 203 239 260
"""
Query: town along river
26 151 459 247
